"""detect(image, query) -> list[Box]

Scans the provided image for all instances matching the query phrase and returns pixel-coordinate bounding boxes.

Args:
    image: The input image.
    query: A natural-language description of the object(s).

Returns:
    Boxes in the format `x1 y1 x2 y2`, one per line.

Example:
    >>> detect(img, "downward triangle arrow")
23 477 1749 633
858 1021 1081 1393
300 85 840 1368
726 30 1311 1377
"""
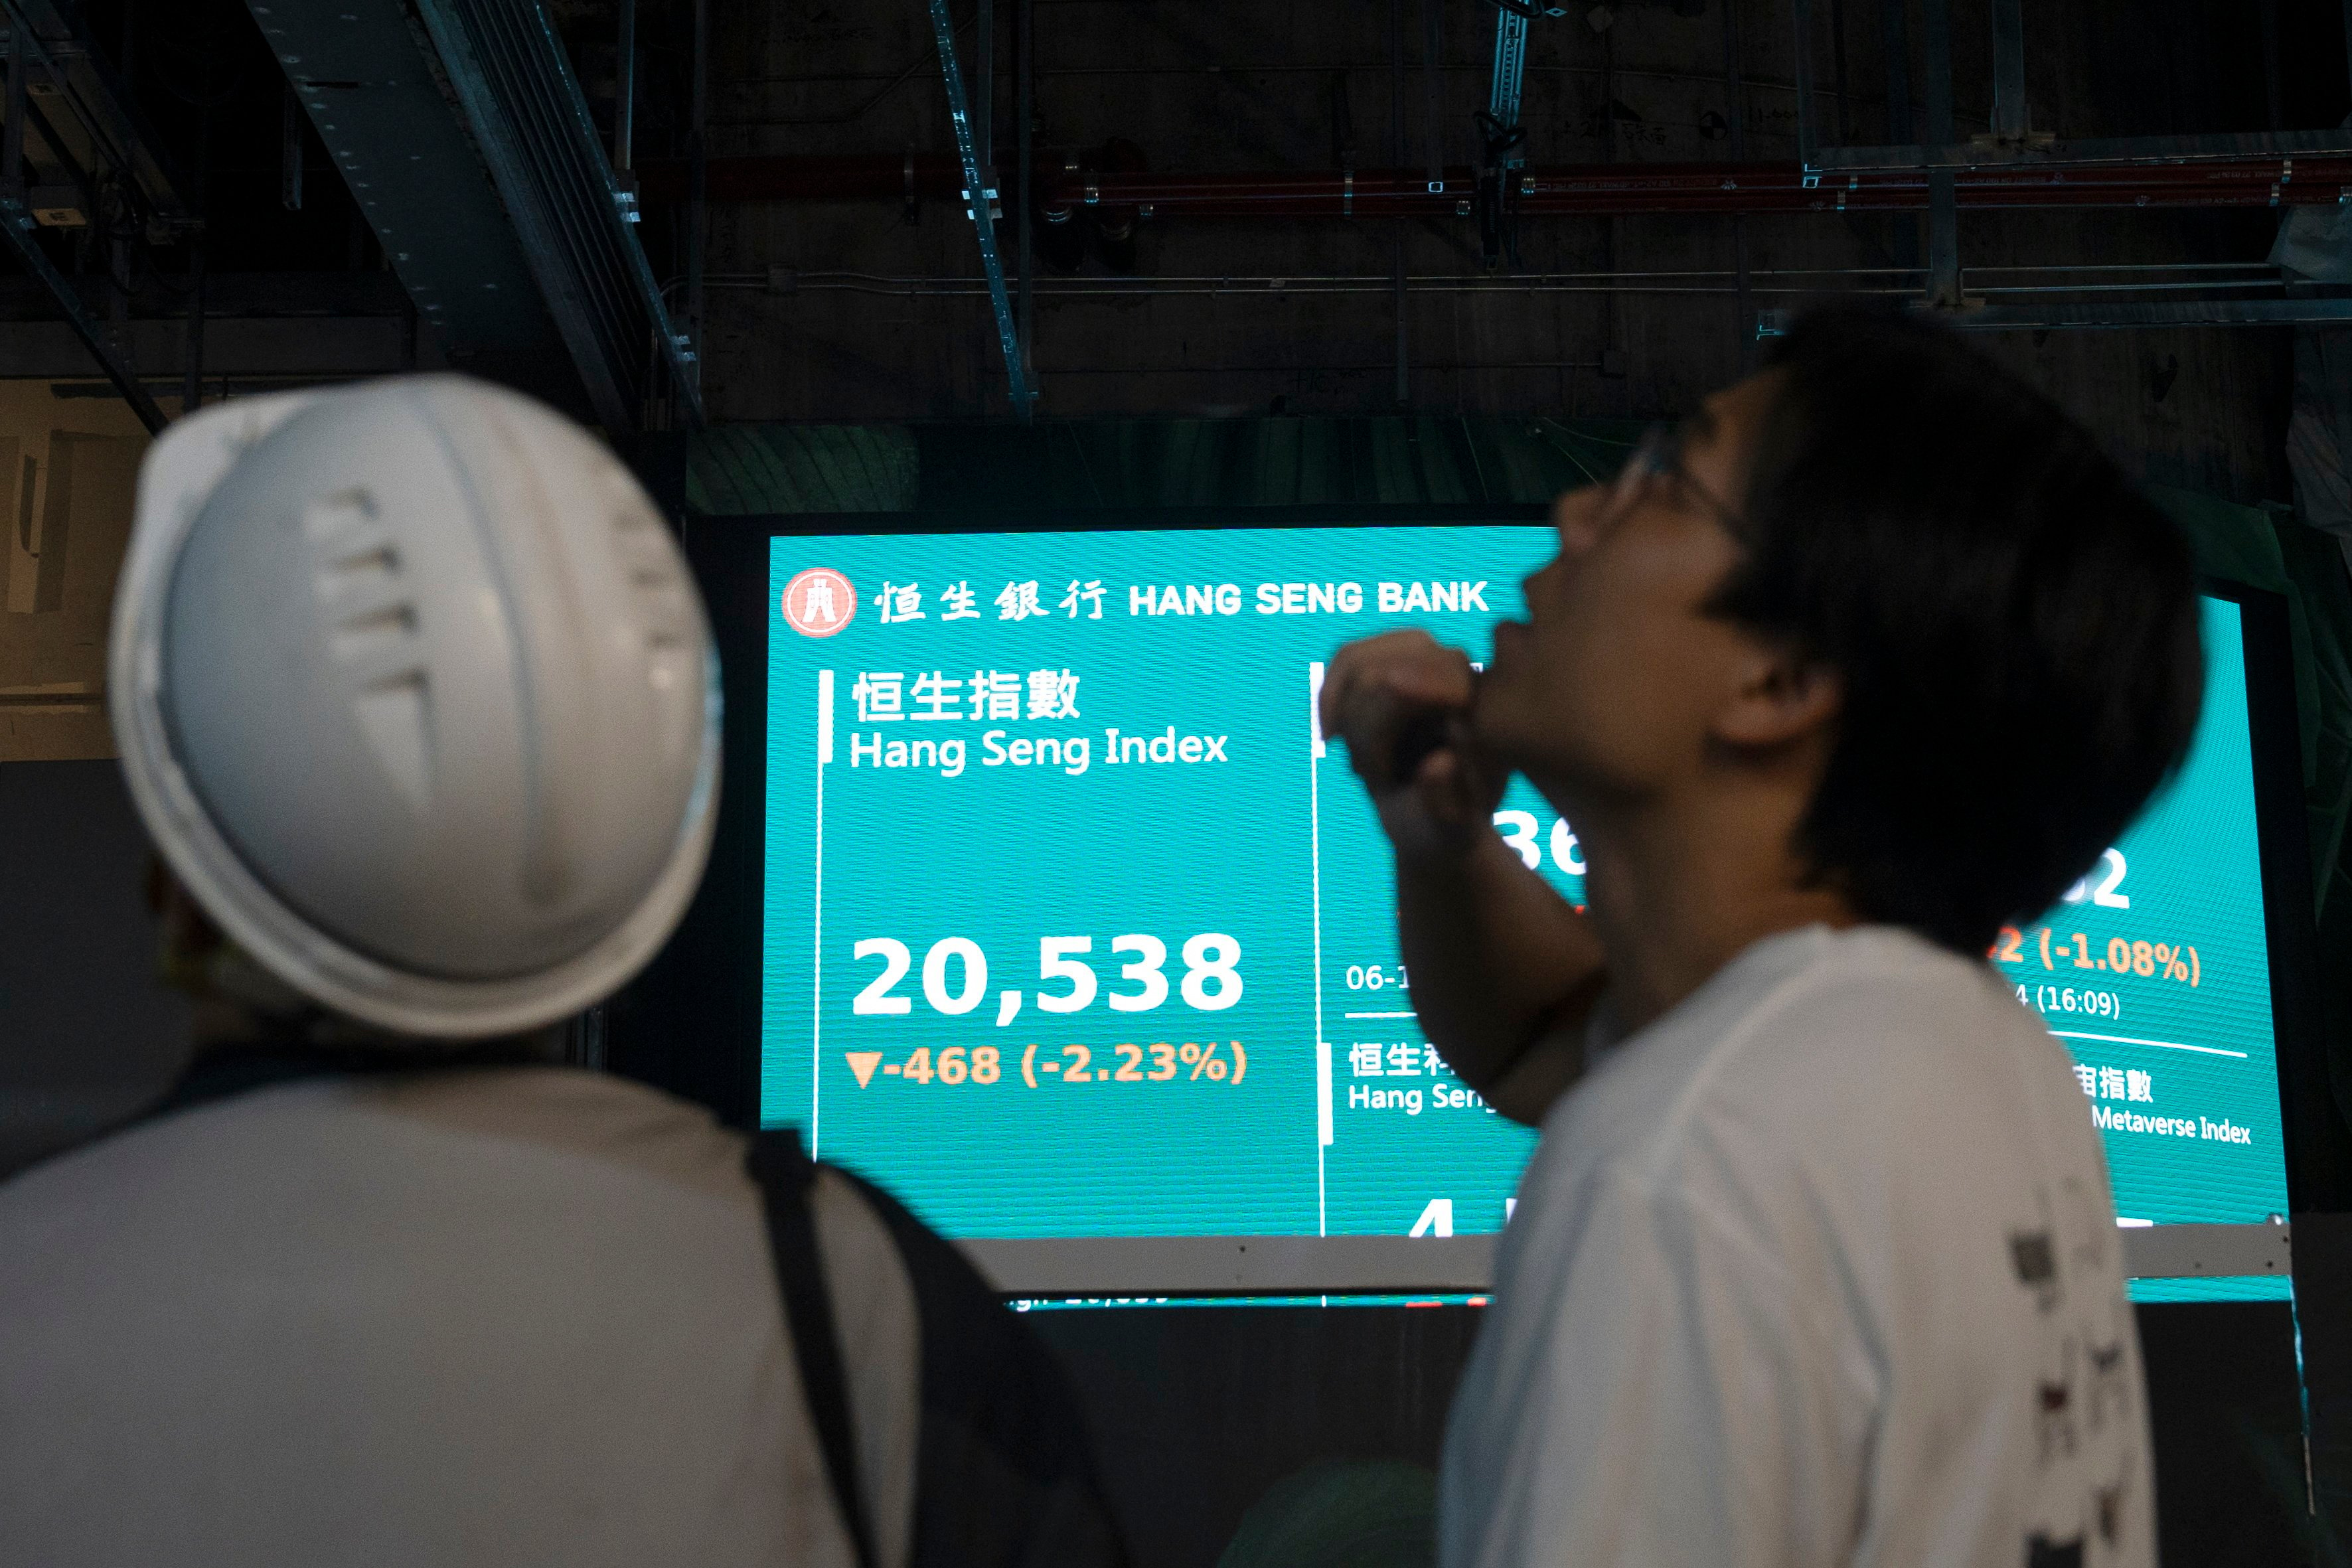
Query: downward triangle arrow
846 1051 884 1089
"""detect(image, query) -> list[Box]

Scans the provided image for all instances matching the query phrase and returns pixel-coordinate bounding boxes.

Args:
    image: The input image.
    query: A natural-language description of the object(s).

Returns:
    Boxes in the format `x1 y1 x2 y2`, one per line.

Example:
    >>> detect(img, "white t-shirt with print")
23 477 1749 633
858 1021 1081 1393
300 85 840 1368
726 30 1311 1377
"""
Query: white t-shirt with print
1441 923 2154 1568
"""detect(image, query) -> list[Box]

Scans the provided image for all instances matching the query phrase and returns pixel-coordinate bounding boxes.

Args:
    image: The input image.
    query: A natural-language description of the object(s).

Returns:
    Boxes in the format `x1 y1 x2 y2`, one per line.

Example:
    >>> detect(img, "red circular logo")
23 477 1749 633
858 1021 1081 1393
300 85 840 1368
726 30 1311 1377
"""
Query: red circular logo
782 568 856 638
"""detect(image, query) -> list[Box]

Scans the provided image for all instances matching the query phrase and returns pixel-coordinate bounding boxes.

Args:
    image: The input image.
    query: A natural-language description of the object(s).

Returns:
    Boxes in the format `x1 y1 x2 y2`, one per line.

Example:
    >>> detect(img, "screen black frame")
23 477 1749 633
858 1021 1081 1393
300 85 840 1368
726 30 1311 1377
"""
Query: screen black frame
2206 579 2339 1216
615 515 2334 1233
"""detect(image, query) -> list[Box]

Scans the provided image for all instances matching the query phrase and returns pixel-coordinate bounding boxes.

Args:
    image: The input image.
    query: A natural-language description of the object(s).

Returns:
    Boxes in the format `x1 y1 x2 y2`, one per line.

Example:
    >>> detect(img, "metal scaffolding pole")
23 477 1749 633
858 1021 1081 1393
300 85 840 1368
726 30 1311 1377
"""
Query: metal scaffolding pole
615 0 635 170
1920 0 1960 307
928 0 1031 414
1990 0 2026 140
1724 0 1753 367
686 0 706 392
2262 0 2283 133
1422 0 1443 193
1792 0 1817 168
1486 5 1529 151
976 0 993 214
183 112 206 416
1879 0 1917 270
1830 0 1850 143
976 0 992 161
0 23 163 431
2343 0 2352 115
1017 0 1034 412
280 85 305 209
1391 0 1408 404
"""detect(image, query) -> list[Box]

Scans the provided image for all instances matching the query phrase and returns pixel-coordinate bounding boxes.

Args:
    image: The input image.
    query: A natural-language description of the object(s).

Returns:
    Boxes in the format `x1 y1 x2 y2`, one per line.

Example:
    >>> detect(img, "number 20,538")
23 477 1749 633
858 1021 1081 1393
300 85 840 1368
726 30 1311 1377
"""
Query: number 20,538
851 934 1243 1016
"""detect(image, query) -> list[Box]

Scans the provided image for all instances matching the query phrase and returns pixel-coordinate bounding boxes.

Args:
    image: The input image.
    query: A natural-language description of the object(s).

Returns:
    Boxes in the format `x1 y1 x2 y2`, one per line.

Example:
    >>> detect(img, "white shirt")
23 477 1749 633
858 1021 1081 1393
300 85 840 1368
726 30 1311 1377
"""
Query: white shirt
1441 925 2154 1568
0 1067 919 1568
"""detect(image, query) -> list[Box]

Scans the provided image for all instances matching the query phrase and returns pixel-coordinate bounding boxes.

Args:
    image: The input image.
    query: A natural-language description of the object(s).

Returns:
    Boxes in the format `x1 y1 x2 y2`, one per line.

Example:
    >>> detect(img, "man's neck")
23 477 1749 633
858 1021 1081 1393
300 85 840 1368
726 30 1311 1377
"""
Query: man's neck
1574 793 1860 1034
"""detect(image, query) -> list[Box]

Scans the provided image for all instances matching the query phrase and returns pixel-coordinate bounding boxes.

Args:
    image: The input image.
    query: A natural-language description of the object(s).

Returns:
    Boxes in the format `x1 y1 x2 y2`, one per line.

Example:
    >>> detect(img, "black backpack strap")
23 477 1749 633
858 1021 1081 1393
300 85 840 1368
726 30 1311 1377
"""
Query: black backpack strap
825 1165 1131 1568
746 1129 880 1568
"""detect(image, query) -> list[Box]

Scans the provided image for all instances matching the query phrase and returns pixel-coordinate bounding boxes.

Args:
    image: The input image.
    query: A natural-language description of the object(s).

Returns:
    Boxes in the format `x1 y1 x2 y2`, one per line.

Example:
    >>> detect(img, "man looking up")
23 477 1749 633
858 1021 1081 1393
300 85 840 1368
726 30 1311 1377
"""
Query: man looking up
1320 307 2197 1568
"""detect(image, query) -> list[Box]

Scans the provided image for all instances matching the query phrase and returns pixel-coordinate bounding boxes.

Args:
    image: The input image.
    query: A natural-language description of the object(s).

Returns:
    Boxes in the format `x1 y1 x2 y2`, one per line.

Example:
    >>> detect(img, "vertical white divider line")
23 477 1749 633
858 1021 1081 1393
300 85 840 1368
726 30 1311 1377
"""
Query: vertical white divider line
1308 661 1326 759
1317 1044 1334 1150
813 669 832 1155
1310 662 1329 1235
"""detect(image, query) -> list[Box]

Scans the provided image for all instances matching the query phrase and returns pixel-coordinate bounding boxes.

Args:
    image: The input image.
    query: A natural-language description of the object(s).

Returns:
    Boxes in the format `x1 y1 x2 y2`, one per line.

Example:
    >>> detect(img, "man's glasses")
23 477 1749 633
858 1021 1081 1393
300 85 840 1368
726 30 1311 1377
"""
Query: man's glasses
1606 421 1749 535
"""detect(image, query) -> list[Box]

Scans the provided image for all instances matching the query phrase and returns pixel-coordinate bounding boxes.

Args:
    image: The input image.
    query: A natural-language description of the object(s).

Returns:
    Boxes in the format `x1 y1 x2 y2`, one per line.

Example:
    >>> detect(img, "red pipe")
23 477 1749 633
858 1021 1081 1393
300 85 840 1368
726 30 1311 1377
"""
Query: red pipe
636 152 2352 218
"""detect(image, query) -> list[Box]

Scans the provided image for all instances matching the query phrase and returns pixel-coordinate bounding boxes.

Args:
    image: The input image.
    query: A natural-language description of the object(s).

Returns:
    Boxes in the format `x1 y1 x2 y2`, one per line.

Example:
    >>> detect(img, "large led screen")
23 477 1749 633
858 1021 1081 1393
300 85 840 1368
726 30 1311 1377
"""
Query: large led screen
757 527 2290 1269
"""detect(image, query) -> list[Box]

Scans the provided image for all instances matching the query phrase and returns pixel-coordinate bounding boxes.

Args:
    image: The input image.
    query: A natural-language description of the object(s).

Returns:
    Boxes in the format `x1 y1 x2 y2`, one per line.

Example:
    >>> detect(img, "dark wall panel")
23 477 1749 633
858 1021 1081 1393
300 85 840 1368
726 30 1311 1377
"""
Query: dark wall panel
0 759 188 1177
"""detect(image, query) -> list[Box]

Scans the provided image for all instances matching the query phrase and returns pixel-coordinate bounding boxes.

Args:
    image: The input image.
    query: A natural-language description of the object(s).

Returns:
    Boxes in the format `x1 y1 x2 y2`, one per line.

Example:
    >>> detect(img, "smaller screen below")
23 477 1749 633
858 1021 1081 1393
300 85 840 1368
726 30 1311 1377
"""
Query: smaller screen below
757 528 2290 1288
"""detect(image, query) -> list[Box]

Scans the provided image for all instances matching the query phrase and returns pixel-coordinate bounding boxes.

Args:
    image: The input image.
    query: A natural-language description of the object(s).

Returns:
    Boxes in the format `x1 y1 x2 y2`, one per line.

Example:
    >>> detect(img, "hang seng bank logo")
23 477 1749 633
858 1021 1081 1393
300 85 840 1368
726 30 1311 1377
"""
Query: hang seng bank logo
783 568 856 637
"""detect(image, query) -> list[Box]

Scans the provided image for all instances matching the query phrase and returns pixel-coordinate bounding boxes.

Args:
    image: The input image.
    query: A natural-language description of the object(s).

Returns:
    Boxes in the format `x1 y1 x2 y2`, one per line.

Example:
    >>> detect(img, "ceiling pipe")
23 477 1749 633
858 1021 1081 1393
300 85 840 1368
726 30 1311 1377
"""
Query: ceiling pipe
638 149 2352 219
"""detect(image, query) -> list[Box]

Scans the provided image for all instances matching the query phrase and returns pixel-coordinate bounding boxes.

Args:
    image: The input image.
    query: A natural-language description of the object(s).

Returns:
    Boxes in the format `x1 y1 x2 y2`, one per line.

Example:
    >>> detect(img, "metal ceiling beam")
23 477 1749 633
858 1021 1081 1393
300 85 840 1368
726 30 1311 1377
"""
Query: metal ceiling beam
0 272 416 383
654 143 2352 217
1761 299 2352 334
0 316 413 381
252 1 577 409
409 0 701 428
1052 155 2352 217
1816 128 2352 171
248 0 696 433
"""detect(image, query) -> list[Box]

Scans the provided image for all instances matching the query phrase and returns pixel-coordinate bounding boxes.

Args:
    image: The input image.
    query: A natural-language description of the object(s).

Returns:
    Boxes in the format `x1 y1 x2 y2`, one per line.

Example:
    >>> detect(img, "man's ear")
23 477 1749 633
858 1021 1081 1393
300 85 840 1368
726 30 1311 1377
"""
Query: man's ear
1710 642 1842 750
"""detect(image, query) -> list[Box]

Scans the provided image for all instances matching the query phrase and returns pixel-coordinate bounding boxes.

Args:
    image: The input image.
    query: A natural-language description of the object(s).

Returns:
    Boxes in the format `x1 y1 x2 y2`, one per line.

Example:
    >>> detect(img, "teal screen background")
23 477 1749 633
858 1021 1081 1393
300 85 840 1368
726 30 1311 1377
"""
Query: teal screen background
758 529 2290 1256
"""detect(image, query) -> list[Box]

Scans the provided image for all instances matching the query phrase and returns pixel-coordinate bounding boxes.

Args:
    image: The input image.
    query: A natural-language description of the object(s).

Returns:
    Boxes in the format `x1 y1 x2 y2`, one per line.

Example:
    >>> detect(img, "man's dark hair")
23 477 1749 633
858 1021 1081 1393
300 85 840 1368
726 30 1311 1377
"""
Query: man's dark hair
1709 305 2204 955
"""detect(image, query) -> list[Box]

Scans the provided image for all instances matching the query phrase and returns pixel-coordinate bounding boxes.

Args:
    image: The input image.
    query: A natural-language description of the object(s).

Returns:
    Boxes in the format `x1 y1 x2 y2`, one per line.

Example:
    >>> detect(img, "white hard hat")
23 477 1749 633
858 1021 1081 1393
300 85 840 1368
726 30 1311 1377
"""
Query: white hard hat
110 376 719 1039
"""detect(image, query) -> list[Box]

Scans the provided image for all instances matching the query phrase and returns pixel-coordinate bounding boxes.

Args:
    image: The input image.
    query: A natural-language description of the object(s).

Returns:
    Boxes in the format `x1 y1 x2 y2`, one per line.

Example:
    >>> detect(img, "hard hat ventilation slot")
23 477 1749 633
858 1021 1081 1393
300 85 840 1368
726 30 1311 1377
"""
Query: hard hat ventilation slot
331 603 420 663
321 544 401 586
301 486 379 541
351 667 434 812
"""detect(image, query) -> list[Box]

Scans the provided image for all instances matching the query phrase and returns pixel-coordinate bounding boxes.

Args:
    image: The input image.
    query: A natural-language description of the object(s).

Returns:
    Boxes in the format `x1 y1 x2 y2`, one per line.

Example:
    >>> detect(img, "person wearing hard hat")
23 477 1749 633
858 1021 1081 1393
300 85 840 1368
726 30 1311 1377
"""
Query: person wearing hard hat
0 379 1125 1568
